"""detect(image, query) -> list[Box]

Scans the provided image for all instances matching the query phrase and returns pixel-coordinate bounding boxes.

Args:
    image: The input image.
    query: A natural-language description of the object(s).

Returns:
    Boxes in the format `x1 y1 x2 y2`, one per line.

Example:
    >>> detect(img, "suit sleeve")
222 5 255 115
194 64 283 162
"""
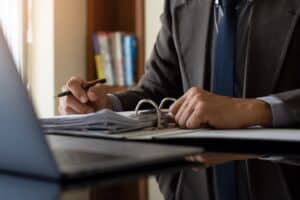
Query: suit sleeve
113 1 183 111
274 89 300 126
258 96 296 127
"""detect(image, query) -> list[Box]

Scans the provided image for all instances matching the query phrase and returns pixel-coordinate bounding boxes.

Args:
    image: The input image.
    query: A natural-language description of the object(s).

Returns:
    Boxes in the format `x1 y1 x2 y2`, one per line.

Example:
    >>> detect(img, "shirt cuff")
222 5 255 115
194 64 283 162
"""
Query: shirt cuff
107 94 123 112
258 96 295 127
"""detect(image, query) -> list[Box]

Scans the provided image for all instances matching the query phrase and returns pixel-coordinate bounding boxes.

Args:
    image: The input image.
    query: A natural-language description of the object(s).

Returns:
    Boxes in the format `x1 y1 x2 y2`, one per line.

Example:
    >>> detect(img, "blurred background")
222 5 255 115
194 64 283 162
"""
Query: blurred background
0 0 165 199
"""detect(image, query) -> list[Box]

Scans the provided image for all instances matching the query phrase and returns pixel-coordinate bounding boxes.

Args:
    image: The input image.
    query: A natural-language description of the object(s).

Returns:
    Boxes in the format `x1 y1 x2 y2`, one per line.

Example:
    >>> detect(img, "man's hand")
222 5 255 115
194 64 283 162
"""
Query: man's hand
58 77 112 115
186 153 258 168
170 87 272 129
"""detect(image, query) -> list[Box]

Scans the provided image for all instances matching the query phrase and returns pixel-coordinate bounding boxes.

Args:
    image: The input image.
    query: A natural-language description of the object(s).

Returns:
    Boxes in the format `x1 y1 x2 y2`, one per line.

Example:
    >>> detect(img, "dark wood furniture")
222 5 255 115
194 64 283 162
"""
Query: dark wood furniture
86 0 145 87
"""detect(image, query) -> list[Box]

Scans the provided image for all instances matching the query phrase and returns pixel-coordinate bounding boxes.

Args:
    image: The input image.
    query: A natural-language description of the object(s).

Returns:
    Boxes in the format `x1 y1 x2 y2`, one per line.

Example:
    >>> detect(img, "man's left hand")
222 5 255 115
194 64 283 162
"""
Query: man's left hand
170 87 272 129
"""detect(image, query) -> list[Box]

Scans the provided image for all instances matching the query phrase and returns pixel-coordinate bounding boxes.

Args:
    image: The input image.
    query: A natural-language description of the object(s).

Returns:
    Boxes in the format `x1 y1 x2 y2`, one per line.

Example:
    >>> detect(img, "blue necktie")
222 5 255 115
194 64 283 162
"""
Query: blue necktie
213 0 237 200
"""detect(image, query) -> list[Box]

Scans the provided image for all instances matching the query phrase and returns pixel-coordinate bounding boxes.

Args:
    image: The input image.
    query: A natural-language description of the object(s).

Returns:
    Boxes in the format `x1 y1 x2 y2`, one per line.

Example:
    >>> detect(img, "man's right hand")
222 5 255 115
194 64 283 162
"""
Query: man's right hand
58 77 112 115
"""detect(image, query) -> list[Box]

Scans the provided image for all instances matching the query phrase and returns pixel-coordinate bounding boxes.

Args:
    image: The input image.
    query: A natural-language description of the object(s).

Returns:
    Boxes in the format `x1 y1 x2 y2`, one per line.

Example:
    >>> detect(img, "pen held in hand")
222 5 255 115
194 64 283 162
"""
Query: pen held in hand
56 79 107 98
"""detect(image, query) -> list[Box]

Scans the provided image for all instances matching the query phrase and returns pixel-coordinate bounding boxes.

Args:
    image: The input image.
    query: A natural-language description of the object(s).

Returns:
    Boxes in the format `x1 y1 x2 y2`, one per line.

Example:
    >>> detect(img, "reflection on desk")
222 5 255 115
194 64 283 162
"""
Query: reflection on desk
0 173 150 200
0 174 60 200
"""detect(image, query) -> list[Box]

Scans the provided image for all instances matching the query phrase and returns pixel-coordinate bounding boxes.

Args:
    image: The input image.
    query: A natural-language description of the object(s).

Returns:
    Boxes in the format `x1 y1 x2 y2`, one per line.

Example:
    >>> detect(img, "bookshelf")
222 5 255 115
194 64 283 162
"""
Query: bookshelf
86 1 147 200
87 0 145 88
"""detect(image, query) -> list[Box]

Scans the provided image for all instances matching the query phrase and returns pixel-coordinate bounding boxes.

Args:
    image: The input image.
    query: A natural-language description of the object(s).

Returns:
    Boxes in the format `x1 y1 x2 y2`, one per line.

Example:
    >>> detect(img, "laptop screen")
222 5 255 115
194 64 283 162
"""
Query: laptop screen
0 25 59 179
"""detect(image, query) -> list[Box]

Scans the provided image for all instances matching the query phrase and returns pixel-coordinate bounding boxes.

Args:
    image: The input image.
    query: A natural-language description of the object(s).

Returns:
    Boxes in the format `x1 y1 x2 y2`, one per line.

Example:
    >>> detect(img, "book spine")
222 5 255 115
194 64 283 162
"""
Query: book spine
92 34 105 80
123 35 137 87
111 32 125 86
98 33 115 85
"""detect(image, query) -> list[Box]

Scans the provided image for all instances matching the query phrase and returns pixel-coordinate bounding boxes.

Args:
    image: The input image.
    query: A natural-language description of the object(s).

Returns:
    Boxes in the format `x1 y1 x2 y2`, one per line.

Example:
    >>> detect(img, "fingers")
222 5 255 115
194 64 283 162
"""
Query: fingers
69 96 94 114
185 155 205 163
87 83 106 102
59 95 94 115
175 95 200 127
86 83 111 111
170 95 186 116
59 106 78 115
185 153 258 169
186 108 205 129
58 77 111 115
172 87 206 128
194 153 259 166
65 77 88 103
175 100 192 128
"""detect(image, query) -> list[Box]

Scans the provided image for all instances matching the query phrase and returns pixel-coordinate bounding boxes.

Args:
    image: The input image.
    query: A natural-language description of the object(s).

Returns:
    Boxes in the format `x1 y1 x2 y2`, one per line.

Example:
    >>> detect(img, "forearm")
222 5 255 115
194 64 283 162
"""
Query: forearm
231 98 273 128
241 88 300 128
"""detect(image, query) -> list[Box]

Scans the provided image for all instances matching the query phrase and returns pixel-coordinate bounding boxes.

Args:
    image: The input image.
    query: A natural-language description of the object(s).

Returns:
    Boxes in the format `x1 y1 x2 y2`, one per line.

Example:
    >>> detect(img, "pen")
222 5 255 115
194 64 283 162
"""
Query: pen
57 79 107 98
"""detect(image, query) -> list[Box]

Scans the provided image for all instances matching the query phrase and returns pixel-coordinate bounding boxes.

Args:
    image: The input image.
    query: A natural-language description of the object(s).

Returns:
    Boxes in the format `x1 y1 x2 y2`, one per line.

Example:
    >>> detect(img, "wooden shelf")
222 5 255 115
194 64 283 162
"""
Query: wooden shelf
86 0 145 85
86 1 147 200
103 85 128 93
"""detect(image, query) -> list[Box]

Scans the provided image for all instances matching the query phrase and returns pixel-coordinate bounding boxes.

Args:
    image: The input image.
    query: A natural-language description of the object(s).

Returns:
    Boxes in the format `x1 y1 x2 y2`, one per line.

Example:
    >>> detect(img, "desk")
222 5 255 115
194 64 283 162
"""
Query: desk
0 164 184 200
0 151 196 200
4 128 300 200
3 150 300 200
0 172 151 200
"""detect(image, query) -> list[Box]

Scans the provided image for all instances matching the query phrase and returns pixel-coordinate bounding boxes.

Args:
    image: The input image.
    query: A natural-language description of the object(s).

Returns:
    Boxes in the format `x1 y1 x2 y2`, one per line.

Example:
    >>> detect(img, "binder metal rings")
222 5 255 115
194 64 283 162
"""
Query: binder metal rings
159 98 177 110
135 98 177 129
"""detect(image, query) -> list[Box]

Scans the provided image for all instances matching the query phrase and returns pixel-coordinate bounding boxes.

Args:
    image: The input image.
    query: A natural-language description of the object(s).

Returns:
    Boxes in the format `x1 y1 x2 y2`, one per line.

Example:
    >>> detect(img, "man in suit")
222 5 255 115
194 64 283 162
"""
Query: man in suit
59 0 300 199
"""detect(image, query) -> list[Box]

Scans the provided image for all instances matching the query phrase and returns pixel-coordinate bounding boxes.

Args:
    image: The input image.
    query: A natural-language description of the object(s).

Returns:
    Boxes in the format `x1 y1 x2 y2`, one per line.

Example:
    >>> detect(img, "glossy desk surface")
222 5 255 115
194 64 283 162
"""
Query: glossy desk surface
0 172 154 200
4 128 300 200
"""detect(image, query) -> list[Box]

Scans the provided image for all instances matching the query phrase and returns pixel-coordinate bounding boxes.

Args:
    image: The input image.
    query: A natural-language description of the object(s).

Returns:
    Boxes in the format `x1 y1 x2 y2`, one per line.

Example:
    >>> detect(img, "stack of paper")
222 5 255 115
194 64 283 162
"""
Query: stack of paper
40 109 158 134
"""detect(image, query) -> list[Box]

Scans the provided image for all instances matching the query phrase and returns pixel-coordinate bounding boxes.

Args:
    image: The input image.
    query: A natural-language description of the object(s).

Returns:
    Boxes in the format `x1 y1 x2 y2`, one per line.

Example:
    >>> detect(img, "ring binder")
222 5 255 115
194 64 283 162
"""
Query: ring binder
134 98 177 129
159 98 177 110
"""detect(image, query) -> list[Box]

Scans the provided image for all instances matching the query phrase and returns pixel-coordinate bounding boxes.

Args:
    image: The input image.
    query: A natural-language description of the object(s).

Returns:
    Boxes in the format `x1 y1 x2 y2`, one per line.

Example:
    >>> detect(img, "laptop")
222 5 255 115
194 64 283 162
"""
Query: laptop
0 27 202 181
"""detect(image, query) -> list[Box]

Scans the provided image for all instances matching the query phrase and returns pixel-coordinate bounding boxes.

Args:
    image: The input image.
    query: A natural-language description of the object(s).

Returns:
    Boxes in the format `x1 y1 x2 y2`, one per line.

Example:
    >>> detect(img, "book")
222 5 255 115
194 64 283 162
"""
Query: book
98 32 115 85
123 35 137 87
92 34 105 80
92 31 138 87
111 32 125 86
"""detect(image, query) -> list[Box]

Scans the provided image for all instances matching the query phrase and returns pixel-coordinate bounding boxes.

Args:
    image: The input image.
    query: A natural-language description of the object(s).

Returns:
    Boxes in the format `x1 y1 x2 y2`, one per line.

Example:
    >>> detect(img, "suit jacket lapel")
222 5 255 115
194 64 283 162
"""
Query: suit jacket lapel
246 0 300 97
172 0 213 92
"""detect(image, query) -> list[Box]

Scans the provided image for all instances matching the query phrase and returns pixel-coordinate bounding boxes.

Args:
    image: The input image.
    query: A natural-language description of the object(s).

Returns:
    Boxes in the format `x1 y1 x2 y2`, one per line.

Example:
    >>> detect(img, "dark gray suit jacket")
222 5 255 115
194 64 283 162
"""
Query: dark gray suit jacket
115 0 300 199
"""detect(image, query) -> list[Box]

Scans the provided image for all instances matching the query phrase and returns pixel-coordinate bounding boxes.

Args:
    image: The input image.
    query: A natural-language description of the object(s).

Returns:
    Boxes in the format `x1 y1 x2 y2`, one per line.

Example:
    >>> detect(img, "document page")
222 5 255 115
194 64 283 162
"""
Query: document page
41 109 157 134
